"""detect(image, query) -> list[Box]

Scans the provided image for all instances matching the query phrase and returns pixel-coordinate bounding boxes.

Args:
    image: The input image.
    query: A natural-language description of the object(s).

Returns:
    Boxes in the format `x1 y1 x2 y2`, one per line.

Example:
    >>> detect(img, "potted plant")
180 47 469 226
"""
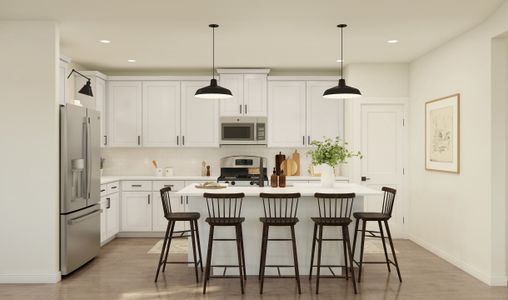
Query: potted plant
307 137 362 187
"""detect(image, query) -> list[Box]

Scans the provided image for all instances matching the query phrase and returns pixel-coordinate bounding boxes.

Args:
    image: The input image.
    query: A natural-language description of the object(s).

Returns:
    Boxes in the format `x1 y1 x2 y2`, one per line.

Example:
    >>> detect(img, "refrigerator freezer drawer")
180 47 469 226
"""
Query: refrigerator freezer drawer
60 204 101 275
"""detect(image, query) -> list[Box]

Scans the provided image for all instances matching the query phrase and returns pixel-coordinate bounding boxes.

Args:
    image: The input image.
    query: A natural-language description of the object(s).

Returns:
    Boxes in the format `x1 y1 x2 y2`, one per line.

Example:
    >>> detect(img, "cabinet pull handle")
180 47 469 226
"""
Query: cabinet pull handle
148 194 151 205
245 104 247 115
104 135 108 146
186 196 188 205
303 136 305 145
100 189 106 192
131 184 142 187
177 135 179 145
240 104 242 114
111 186 117 190
182 136 185 146
180 196 183 205
163 184 174 188
138 136 141 146
107 198 111 209
308 136 311 145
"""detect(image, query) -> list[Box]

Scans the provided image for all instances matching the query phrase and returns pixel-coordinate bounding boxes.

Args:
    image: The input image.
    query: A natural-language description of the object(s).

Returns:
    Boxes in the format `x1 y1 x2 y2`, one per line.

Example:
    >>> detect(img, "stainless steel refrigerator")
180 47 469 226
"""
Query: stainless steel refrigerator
60 104 101 275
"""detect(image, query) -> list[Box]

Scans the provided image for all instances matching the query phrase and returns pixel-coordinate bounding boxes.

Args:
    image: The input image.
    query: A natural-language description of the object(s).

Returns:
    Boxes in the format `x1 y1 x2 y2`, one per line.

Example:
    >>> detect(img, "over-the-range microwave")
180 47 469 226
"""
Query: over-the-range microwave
220 117 266 145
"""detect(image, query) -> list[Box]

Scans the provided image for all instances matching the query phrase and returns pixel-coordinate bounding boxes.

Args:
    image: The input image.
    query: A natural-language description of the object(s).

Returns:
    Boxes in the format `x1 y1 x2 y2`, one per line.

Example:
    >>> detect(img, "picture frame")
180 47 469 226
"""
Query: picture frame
425 93 460 173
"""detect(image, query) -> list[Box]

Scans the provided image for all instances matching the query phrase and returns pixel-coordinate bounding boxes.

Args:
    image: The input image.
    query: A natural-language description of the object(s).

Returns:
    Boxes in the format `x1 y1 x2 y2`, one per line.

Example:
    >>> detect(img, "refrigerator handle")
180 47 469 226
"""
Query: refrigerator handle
86 117 92 200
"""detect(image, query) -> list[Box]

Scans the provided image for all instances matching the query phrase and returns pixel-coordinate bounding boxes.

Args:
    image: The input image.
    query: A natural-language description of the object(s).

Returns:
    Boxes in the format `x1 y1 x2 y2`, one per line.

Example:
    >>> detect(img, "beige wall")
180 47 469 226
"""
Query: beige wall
409 2 508 286
0 21 60 283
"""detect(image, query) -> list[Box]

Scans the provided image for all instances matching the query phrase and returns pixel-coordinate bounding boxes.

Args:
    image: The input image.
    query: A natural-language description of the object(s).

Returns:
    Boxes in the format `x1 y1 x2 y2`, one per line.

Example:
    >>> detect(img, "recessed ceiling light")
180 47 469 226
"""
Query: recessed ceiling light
127 59 136 63
99 39 111 44
387 39 399 44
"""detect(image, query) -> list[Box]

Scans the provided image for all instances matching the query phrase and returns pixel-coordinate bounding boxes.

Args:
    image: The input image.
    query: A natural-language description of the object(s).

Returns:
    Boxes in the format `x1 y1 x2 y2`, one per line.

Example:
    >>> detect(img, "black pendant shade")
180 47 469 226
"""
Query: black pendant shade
195 78 233 99
323 24 361 99
195 24 233 99
67 69 93 97
78 79 94 97
323 79 361 99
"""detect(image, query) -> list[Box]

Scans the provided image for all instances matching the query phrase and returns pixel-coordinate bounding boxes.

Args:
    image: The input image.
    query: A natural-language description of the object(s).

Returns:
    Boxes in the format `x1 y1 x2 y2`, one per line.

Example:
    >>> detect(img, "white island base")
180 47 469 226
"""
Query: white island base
177 183 382 276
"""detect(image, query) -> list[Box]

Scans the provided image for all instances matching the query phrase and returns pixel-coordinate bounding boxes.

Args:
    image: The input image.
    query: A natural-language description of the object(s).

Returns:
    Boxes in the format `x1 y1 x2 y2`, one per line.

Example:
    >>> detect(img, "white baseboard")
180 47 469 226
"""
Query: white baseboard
409 234 507 286
0 272 61 284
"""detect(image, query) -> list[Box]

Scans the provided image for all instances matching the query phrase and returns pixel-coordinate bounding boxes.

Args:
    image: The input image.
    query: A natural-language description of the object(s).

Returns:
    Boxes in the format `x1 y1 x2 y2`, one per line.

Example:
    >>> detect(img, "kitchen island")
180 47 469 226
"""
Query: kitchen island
176 182 382 276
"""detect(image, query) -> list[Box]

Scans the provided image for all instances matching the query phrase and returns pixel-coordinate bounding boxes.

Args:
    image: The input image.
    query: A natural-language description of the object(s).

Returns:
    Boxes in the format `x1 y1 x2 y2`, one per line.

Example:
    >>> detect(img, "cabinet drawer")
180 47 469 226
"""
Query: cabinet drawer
152 180 185 192
100 184 108 197
122 181 152 191
107 182 120 194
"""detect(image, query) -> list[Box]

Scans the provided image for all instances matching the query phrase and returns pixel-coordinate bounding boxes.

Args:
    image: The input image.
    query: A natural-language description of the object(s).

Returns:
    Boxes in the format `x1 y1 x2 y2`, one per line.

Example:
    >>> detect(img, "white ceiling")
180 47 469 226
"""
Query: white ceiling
0 0 504 73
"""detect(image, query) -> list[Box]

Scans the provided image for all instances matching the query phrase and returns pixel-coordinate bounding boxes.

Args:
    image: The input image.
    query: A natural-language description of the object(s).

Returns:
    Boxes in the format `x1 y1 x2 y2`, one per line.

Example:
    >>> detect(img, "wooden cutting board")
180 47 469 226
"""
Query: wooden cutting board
281 159 298 176
292 150 300 176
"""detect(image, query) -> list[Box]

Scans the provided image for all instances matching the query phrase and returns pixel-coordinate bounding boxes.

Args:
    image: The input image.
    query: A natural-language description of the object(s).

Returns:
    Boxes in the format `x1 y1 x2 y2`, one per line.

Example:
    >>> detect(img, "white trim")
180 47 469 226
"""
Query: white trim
0 272 61 284
107 76 211 81
217 68 270 74
409 234 508 286
268 76 339 81
59 55 72 64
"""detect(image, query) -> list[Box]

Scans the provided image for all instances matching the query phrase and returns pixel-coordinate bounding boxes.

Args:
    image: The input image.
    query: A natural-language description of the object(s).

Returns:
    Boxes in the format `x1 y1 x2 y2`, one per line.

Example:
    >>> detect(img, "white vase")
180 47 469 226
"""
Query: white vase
320 164 335 187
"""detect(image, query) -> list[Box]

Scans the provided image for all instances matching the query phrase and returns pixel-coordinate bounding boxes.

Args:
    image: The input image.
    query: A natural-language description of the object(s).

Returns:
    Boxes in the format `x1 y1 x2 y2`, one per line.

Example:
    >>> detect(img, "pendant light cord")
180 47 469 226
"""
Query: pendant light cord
212 26 215 79
340 25 344 80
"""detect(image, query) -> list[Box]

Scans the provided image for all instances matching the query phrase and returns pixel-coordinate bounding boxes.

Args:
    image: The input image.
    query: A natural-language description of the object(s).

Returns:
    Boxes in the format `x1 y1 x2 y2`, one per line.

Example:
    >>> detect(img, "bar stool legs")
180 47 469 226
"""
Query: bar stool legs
234 225 245 294
308 223 318 280
155 220 172 282
290 225 302 294
384 220 402 282
203 225 214 294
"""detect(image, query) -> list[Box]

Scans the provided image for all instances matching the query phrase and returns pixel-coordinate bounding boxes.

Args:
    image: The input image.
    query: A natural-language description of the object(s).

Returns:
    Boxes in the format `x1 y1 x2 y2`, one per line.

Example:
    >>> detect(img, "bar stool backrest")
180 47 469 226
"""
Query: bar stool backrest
203 193 246 218
259 193 301 219
314 193 356 219
160 186 173 217
381 187 397 216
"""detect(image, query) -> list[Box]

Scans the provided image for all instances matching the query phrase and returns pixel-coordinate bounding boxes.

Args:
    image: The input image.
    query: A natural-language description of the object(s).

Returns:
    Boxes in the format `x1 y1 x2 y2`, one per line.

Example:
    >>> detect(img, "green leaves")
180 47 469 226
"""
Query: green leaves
307 137 362 167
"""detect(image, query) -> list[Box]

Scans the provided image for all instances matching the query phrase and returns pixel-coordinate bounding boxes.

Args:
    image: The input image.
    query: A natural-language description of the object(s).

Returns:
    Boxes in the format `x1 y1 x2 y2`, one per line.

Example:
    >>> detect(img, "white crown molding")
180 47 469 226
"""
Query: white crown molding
267 76 339 81
217 68 270 74
0 272 61 284
59 55 72 64
107 76 212 81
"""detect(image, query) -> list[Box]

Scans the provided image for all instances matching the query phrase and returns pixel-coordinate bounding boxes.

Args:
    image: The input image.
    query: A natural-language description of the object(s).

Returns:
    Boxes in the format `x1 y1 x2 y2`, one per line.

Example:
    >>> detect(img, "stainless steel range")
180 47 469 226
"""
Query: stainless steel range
217 156 268 186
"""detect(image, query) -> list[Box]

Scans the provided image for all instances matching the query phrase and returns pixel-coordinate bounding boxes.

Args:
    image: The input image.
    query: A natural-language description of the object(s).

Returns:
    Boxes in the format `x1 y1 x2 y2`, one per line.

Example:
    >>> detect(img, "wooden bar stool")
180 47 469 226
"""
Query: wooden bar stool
202 193 247 294
309 193 358 294
258 192 302 294
352 187 402 282
154 187 203 282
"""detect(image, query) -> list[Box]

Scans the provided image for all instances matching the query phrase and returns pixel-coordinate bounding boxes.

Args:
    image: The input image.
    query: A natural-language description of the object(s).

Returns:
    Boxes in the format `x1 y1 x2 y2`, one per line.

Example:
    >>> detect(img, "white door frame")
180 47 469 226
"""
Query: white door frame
345 97 409 238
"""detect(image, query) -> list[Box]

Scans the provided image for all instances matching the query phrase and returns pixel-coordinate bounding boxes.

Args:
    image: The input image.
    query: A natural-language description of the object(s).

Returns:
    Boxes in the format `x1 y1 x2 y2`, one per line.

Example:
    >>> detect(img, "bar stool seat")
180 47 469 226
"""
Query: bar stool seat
166 212 201 221
205 217 245 226
353 212 390 221
260 217 299 226
311 217 352 226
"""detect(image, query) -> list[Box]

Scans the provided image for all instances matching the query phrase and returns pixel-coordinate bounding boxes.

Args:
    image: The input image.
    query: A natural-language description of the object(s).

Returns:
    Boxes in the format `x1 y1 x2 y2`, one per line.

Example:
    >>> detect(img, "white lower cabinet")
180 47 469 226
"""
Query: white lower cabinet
121 191 152 231
100 182 120 244
152 181 186 232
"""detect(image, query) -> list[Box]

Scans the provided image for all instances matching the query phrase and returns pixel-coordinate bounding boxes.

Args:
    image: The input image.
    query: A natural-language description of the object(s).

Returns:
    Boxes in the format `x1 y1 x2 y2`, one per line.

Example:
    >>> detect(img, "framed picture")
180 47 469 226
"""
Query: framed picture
425 93 460 173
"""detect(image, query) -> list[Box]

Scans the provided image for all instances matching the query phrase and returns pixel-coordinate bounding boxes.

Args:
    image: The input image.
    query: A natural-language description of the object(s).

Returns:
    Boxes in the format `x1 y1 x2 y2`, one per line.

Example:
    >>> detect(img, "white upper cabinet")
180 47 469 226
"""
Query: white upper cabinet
107 81 142 147
244 74 267 116
267 81 307 147
219 74 244 116
180 81 219 147
218 70 268 117
142 81 181 147
306 81 344 144
95 77 107 147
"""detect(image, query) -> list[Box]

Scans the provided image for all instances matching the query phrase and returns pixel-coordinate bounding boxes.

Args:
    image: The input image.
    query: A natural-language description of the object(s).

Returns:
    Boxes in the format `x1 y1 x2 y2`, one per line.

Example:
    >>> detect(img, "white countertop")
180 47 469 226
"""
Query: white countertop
176 182 381 197
100 175 349 185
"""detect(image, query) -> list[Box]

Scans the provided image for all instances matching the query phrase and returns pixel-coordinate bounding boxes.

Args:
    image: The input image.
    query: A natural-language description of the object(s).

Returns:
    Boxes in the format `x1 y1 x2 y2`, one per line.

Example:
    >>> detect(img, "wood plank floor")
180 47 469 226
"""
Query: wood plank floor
1 238 507 299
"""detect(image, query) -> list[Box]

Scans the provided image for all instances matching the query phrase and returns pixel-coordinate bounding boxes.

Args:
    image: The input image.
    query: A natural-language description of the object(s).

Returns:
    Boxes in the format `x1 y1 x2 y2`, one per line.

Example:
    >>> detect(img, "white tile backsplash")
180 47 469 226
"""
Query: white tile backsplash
101 147 322 177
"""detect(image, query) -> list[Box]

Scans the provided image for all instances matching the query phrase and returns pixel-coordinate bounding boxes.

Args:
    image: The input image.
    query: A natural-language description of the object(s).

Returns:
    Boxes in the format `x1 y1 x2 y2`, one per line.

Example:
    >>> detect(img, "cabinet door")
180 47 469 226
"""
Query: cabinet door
121 192 152 231
181 81 219 147
100 198 107 243
152 192 185 232
244 74 267 116
95 78 107 147
107 81 142 147
219 74 244 117
142 81 181 147
267 81 307 147
306 81 344 144
106 193 120 238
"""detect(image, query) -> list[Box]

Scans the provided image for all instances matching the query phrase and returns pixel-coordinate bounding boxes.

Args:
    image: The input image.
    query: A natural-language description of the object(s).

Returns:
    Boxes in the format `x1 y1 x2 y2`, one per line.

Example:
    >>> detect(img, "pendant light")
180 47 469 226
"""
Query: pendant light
67 69 93 97
323 24 361 99
195 24 233 99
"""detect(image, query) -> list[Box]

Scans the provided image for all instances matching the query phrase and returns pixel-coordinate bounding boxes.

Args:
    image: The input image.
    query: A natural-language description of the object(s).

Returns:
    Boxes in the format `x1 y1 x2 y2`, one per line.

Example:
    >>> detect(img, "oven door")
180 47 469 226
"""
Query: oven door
221 123 255 144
